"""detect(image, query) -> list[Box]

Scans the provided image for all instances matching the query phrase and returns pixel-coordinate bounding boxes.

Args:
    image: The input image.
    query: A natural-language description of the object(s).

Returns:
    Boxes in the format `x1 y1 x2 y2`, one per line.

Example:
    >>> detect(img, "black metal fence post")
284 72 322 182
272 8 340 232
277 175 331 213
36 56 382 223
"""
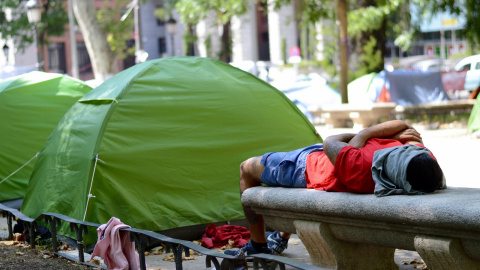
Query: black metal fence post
70 223 88 262
131 232 148 270
6 212 13 240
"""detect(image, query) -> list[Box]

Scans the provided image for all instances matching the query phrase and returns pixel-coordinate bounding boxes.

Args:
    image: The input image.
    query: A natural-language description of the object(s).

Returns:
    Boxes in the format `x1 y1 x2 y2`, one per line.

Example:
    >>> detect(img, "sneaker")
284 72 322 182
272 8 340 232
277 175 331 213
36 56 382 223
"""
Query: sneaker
223 240 271 269
266 231 289 255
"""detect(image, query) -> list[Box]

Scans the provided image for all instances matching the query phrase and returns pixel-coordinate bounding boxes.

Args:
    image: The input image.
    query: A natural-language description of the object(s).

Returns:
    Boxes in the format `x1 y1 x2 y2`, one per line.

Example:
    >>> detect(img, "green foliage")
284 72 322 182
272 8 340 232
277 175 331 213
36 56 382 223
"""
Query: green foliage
176 0 247 62
352 36 382 79
0 0 69 52
297 59 323 69
0 0 135 60
183 24 197 56
281 37 287 63
176 0 248 25
164 0 179 18
394 30 414 52
205 34 212 58
154 7 167 21
175 0 203 24
96 0 135 60
152 0 177 21
300 23 319 61
318 12 338 79
35 235 53 249
269 0 333 24
387 1 414 53
300 26 307 59
348 5 388 35
348 1 410 39
308 25 317 61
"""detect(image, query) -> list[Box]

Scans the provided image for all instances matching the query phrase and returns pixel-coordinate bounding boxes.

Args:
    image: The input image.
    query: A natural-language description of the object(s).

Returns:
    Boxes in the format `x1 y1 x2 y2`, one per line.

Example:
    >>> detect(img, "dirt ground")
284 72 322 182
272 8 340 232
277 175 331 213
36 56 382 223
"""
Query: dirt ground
0 242 96 270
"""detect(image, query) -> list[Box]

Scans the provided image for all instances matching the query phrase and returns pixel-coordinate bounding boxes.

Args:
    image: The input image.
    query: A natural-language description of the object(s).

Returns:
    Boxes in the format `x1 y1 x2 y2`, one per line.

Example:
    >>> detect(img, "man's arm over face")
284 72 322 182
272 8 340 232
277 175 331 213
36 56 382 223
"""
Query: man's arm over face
323 120 421 165
348 120 422 148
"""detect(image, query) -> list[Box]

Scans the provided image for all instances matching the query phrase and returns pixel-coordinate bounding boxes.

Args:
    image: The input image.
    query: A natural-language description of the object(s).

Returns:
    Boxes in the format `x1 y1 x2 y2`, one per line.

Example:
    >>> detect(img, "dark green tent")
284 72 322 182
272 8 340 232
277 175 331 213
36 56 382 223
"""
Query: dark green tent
22 57 322 243
468 95 480 132
0 72 92 202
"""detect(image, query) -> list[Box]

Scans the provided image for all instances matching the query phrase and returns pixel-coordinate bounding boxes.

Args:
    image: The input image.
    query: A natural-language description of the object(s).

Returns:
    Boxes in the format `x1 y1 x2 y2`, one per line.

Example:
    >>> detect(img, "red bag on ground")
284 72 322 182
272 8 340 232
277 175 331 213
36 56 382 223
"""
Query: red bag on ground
201 224 250 248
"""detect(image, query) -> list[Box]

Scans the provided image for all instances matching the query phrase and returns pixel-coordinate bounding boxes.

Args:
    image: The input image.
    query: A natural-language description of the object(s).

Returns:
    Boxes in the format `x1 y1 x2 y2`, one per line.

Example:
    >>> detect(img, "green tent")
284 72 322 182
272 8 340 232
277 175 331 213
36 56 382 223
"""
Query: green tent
22 57 322 244
468 95 480 132
347 72 377 104
0 72 92 202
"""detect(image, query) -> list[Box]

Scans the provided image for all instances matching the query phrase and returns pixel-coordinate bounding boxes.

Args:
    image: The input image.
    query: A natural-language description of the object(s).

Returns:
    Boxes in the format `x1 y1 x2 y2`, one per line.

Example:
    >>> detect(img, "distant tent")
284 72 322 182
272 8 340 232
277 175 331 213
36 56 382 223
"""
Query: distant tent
468 96 480 132
370 71 387 102
348 72 376 104
0 72 92 202
282 73 341 115
348 71 387 104
0 65 36 80
349 70 450 105
22 57 322 244
385 70 449 105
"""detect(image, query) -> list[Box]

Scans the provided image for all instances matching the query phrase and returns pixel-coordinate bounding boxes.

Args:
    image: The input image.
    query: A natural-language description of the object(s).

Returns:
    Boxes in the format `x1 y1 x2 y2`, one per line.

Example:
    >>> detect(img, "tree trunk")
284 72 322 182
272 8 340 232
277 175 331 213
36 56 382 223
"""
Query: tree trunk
219 21 231 63
337 0 348 104
71 0 119 82
186 24 195 56
373 17 386 72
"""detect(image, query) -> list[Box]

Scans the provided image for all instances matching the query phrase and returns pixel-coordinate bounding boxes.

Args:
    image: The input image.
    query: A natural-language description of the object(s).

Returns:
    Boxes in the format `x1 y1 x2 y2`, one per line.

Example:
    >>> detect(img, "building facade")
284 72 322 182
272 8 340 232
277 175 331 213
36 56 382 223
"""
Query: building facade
4 0 469 80
386 7 468 61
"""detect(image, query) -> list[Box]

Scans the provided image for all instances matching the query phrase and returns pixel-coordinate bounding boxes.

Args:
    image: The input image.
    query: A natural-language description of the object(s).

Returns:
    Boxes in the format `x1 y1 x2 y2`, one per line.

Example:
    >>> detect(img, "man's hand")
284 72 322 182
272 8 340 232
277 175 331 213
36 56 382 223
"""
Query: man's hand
389 128 423 144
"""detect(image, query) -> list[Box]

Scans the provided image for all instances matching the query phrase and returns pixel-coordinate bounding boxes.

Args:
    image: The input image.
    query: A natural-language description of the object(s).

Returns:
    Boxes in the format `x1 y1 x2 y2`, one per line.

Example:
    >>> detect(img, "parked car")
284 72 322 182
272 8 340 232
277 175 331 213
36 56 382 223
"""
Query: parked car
454 54 480 91
412 58 444 72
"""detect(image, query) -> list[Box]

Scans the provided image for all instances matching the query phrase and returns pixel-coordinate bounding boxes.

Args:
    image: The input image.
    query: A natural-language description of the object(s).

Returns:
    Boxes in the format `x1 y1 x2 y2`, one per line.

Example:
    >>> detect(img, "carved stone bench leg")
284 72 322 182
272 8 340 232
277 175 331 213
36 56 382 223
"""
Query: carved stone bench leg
294 220 397 270
322 113 350 128
414 235 480 270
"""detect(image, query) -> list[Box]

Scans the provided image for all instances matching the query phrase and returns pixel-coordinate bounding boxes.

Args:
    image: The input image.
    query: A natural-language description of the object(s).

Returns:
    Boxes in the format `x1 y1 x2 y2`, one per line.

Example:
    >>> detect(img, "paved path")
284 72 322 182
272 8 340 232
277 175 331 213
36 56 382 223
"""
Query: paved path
1 123 477 269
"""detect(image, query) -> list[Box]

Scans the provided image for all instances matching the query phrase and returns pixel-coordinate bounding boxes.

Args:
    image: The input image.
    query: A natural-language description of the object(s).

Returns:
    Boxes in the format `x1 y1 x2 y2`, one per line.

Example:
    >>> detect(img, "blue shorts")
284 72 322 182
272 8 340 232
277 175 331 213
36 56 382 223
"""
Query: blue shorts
260 144 323 188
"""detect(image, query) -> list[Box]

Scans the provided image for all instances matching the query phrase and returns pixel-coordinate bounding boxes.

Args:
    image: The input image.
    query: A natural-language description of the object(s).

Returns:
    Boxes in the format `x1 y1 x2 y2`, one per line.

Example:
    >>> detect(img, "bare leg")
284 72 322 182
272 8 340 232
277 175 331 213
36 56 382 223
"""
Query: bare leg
240 156 291 245
240 157 267 244
280 232 291 239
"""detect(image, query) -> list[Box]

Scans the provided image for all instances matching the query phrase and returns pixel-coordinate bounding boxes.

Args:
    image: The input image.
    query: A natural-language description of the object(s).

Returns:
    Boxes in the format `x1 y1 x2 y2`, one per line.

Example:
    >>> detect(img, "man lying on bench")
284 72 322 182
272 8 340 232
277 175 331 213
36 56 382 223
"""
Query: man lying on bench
224 120 444 268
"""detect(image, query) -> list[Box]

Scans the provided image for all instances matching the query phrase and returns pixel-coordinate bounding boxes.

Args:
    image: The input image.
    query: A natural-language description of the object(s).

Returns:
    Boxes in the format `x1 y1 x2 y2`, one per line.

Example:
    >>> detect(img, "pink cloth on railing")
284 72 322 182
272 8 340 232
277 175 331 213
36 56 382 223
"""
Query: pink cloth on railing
91 217 140 270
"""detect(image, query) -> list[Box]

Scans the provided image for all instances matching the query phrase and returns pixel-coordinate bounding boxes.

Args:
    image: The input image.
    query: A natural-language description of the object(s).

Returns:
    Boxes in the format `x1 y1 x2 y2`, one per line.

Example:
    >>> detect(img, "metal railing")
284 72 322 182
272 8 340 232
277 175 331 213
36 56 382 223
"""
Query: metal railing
0 203 322 270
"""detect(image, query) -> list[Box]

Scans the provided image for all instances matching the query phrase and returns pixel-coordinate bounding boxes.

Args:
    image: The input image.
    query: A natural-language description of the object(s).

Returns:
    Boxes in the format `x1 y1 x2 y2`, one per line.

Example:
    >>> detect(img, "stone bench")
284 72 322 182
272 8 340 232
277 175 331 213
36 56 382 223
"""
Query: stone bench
242 186 480 270
394 99 476 123
311 103 396 129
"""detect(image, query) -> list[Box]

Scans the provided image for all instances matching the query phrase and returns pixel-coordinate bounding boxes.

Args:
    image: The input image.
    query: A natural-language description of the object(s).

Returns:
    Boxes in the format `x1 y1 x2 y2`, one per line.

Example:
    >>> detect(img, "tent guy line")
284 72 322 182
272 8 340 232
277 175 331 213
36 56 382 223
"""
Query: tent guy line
83 153 101 221
0 152 39 185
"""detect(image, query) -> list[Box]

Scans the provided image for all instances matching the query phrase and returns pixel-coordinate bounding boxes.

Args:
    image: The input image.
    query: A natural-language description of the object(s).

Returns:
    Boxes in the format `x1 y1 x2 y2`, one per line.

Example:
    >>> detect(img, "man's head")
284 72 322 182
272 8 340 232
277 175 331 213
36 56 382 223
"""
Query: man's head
372 144 445 197
406 153 444 193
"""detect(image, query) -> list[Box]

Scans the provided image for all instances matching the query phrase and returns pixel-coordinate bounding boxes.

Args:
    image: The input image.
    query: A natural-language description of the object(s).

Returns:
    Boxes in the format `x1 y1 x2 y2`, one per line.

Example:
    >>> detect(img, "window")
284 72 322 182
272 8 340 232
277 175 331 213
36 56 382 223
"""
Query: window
77 42 92 74
158 38 166 57
123 39 135 69
47 43 66 74
459 64 471 71
475 62 480 70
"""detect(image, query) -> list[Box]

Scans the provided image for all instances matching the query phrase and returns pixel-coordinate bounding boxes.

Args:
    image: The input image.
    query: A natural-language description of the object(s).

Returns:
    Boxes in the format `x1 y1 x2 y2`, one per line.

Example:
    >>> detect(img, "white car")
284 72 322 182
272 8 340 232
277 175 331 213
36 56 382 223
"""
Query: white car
454 54 480 91
412 58 443 72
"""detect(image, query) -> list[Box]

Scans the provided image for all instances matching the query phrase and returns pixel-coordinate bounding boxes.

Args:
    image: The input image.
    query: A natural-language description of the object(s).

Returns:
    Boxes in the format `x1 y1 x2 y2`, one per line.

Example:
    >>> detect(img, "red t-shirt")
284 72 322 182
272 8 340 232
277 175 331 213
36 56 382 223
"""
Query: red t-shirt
305 138 427 193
